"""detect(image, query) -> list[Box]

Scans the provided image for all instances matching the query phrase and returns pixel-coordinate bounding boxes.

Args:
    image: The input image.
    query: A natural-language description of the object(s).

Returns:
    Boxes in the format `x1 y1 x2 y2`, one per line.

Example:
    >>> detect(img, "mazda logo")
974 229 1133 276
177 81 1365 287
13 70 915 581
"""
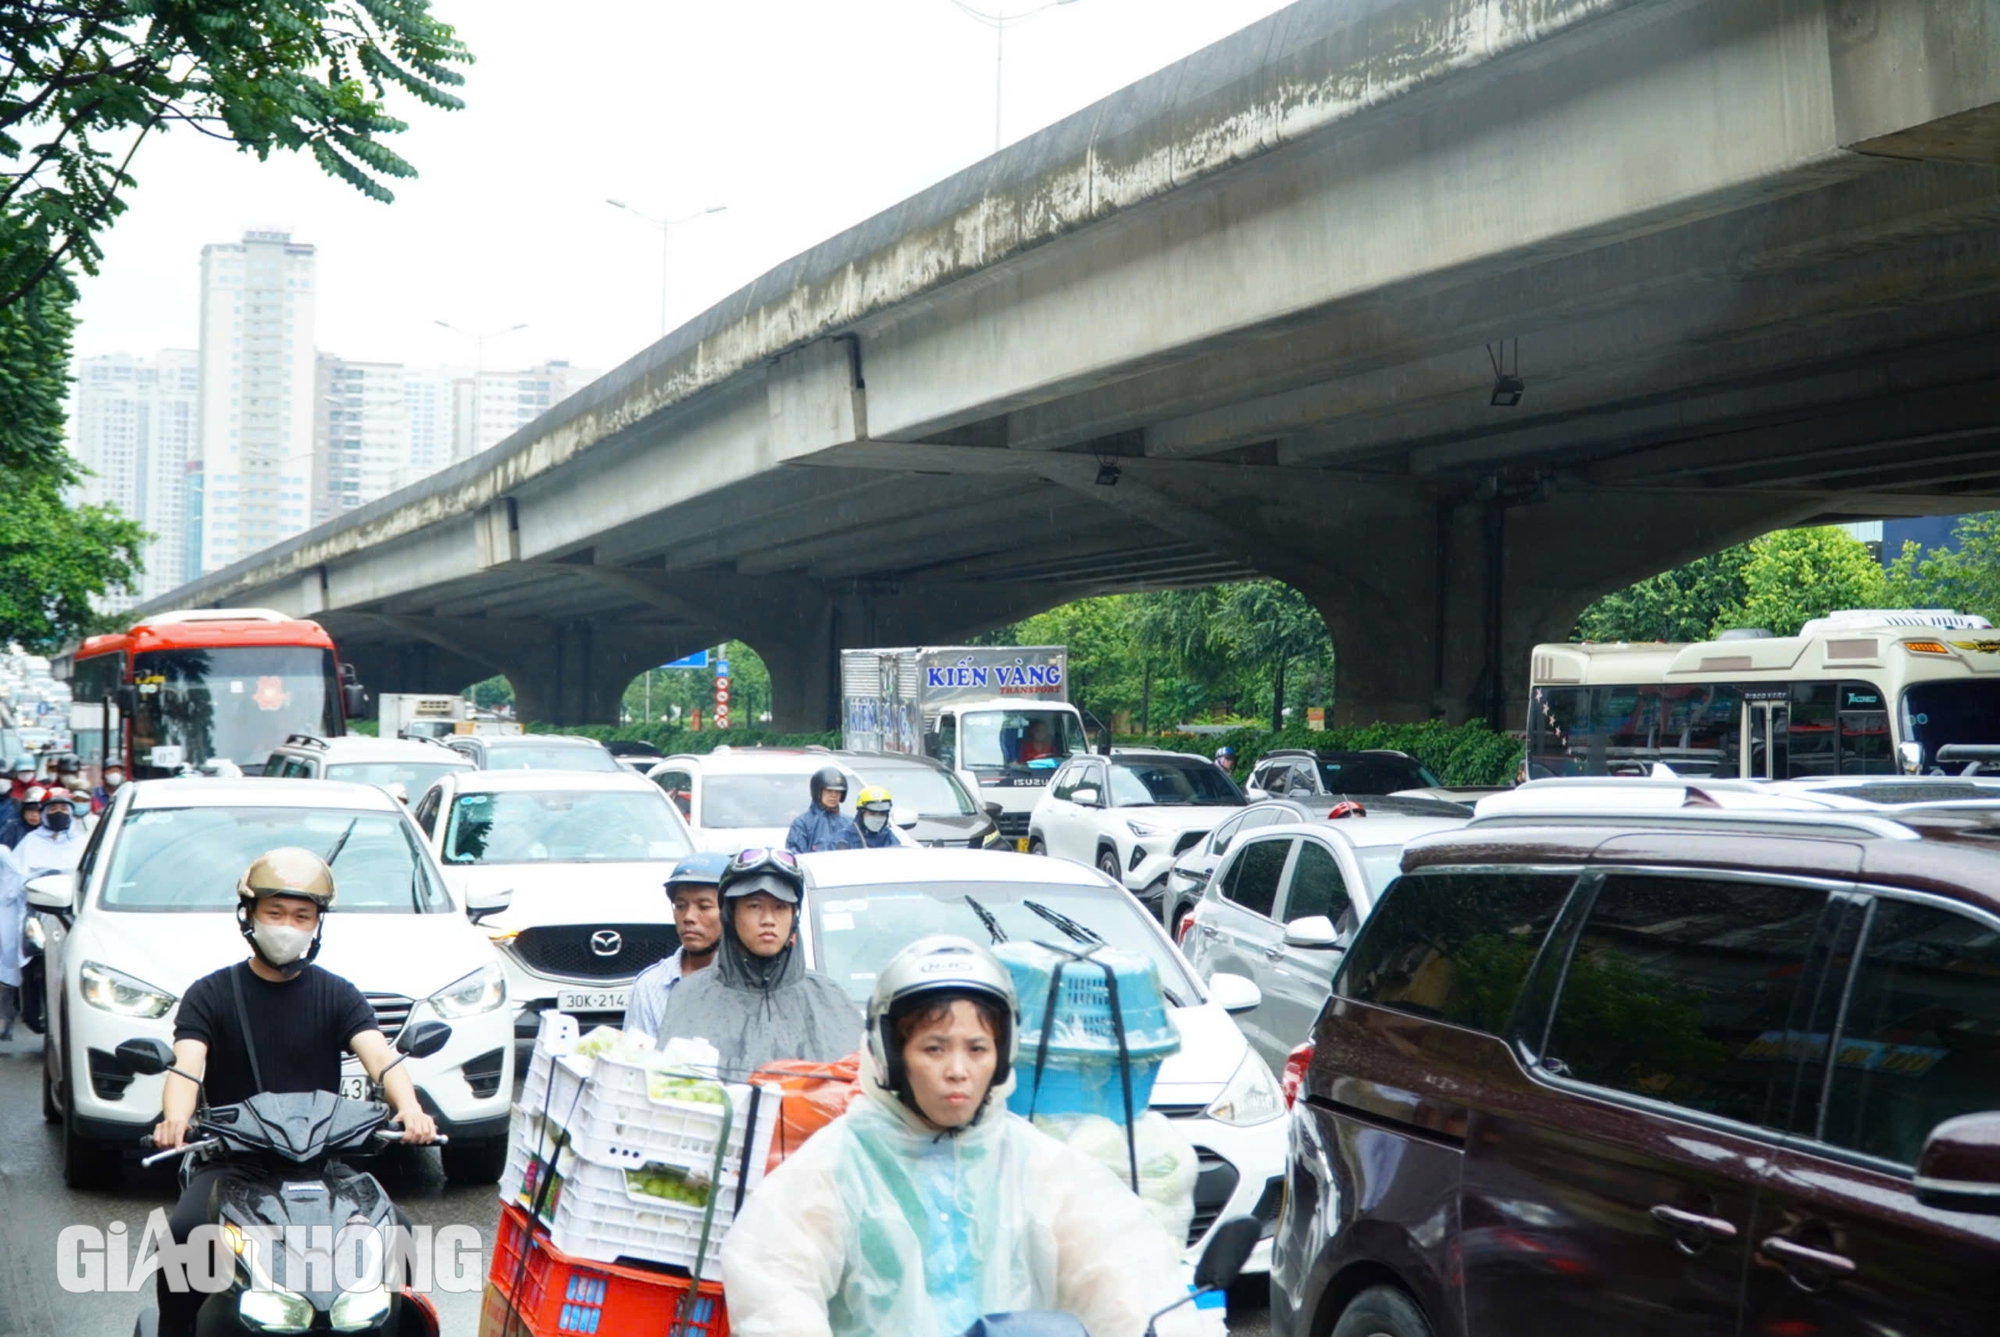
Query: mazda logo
590 930 623 957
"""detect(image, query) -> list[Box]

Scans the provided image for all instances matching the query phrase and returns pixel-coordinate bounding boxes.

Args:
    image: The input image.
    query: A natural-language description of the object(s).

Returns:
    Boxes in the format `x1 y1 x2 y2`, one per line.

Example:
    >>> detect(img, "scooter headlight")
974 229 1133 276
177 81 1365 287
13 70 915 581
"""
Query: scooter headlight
330 1284 393 1330
238 1284 315 1332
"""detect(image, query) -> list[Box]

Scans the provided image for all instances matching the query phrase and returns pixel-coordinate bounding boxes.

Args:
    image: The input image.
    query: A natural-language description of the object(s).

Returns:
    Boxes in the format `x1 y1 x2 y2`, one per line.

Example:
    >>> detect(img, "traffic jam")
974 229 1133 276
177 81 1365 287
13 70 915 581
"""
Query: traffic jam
4 606 2000 1336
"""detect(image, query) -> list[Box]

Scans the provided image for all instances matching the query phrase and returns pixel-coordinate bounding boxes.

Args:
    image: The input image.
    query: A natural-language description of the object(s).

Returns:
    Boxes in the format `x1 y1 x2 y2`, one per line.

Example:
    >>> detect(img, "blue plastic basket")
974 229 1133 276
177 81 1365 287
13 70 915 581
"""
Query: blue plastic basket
994 941 1181 1060
1008 1051 1167 1122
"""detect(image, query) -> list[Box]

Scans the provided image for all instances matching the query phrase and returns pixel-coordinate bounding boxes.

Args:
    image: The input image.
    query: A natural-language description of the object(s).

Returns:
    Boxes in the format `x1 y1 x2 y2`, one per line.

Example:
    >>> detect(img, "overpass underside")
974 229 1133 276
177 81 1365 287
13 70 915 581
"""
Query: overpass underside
153 0 2000 730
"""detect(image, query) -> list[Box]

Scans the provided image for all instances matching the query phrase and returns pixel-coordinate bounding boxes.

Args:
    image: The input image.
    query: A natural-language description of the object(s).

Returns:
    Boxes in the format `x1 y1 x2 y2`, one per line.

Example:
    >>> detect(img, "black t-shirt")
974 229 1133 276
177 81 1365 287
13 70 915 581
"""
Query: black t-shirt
174 962 380 1107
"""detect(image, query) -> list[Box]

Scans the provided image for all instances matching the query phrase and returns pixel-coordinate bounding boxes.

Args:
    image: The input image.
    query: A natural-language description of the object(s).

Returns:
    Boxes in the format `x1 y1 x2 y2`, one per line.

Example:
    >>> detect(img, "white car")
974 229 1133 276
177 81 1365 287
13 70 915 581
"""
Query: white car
796 847 1288 1277
29 777 515 1189
410 767 696 1034
1029 749 1248 912
643 748 871 853
1181 813 1467 1072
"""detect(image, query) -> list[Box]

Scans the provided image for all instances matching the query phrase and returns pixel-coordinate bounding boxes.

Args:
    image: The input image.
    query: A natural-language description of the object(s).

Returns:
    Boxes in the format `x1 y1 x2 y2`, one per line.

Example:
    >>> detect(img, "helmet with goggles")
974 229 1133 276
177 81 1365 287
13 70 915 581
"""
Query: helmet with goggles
718 845 804 905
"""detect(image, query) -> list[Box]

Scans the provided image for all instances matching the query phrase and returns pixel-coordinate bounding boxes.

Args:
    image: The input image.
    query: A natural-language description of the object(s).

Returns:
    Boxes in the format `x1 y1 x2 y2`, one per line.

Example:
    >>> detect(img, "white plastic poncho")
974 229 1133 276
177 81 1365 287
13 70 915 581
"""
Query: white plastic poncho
0 848 24 990
721 1066 1199 1337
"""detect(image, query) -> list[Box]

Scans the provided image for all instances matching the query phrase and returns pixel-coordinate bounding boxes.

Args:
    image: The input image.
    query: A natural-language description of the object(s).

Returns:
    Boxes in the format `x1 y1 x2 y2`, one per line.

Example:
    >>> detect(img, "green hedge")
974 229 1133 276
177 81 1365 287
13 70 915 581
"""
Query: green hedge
534 718 1518 785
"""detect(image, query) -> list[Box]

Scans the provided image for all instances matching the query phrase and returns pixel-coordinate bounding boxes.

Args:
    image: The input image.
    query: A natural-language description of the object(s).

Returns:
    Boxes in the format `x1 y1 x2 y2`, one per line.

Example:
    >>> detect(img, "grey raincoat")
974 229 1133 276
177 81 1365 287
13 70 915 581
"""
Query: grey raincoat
651 907 859 1076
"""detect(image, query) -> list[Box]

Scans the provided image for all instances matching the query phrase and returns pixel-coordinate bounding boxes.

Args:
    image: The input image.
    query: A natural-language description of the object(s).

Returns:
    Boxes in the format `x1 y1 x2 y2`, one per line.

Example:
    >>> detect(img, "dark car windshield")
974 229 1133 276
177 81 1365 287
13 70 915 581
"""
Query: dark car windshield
477 741 622 772
1903 681 2000 764
1317 756 1441 793
807 880 1197 1006
102 806 450 912
1108 758 1244 807
442 789 691 864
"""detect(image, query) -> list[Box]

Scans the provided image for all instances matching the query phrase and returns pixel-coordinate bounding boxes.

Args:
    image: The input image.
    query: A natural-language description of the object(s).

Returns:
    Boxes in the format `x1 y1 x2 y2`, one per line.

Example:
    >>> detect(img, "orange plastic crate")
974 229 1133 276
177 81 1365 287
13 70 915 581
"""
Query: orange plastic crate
487 1203 729 1337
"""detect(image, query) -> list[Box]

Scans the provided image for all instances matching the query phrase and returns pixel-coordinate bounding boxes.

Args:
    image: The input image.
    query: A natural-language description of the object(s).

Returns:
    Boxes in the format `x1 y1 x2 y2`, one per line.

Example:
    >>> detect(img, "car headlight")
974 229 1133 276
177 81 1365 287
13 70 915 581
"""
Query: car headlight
1206 1050 1286 1126
79 961 176 1018
1126 819 1162 836
238 1285 315 1332
330 1284 393 1331
428 962 506 1018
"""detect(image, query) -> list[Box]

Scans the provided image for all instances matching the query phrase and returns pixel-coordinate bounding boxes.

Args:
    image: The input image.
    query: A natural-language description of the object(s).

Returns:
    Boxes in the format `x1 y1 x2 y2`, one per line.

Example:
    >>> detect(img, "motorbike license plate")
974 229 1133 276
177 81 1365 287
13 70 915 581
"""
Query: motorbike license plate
557 988 630 1013
339 1075 367 1100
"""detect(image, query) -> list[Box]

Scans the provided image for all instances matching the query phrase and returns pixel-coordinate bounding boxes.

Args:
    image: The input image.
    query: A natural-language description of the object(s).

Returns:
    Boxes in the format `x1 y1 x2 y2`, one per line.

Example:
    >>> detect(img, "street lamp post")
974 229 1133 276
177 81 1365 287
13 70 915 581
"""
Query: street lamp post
948 0 1083 153
606 201 728 338
434 319 529 374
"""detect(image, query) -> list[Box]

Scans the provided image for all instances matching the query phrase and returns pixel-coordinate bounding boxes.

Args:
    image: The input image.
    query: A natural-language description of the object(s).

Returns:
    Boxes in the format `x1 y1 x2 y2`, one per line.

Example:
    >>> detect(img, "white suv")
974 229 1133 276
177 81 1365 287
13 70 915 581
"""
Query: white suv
411 768 695 1034
29 777 515 1189
643 748 868 852
1029 749 1247 911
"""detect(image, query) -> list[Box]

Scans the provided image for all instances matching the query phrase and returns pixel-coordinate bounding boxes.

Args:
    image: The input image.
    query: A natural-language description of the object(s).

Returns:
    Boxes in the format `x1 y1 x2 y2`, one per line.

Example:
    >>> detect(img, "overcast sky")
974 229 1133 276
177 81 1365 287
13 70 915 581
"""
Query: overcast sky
73 0 1294 376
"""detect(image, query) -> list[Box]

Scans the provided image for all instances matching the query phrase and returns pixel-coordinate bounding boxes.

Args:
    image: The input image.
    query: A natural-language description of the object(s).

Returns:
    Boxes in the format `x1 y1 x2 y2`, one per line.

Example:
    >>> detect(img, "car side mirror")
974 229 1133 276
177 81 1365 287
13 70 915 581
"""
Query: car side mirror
1282 914 1341 949
114 1037 175 1076
983 801 1003 820
397 1021 453 1059
892 804 919 830
116 685 139 719
25 872 77 912
1899 741 1924 775
923 731 940 757
1915 1111 2000 1214
1070 786 1101 808
465 885 513 923
1194 1215 1262 1291
1207 971 1262 1013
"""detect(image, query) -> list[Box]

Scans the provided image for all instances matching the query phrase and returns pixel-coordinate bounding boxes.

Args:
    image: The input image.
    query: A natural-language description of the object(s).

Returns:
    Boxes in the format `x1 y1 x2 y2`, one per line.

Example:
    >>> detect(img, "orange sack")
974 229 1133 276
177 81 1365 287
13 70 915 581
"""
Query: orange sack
752 1053 863 1173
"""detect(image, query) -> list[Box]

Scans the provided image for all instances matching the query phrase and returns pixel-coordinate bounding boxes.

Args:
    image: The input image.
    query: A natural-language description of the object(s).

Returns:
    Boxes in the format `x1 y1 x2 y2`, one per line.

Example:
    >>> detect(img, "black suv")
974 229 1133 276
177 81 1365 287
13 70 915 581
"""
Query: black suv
1273 797 2000 1337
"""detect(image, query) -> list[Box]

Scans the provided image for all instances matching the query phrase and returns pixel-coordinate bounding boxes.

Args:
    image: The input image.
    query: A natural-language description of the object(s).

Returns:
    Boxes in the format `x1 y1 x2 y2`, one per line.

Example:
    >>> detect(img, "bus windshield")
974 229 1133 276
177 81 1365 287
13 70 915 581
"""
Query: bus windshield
131 646 341 777
1903 681 2000 766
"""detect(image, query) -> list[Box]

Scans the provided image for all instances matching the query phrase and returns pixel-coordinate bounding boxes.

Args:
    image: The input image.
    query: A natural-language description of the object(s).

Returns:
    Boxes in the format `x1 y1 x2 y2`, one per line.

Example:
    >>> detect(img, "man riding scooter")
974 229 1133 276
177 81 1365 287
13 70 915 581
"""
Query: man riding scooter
149 849 437 1337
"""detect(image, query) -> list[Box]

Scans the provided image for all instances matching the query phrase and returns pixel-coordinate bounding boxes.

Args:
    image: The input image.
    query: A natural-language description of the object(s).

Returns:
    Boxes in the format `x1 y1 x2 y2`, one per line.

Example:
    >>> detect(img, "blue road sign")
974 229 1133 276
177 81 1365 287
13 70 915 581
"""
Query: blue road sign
661 651 709 670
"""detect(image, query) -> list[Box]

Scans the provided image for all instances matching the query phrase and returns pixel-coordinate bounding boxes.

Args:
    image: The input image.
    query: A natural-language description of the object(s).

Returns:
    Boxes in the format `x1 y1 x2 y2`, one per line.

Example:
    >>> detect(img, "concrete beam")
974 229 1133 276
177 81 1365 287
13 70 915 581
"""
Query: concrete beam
1831 1 2000 165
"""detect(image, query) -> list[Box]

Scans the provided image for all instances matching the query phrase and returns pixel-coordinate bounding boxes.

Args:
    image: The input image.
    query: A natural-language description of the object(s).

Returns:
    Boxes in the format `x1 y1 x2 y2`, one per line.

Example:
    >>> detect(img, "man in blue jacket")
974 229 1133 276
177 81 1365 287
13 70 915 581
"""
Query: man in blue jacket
786 766 859 854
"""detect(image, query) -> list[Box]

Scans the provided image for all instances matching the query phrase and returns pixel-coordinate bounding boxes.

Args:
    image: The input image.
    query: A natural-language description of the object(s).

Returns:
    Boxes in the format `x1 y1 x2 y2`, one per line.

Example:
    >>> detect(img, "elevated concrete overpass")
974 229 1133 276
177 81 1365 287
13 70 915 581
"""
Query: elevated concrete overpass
143 0 2000 729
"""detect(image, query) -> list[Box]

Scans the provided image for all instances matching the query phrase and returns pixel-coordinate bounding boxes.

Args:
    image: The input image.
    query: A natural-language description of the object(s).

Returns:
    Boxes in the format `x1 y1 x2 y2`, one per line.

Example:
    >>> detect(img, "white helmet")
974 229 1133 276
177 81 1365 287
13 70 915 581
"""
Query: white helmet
865 936 1019 1115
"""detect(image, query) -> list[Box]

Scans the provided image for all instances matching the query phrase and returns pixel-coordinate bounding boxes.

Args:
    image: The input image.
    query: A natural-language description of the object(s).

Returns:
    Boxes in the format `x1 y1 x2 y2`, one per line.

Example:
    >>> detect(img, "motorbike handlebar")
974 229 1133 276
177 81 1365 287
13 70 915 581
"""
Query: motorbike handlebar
374 1128 450 1145
142 1137 219 1168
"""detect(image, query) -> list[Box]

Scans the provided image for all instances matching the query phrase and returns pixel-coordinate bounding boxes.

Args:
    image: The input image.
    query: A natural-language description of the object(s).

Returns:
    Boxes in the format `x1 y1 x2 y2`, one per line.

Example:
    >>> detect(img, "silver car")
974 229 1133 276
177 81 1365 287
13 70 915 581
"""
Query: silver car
1181 812 1466 1071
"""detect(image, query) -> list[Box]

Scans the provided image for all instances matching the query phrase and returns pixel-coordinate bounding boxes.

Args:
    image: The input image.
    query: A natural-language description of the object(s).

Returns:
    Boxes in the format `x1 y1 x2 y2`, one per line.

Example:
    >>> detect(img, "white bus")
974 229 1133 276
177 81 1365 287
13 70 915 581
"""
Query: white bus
1527 610 2000 780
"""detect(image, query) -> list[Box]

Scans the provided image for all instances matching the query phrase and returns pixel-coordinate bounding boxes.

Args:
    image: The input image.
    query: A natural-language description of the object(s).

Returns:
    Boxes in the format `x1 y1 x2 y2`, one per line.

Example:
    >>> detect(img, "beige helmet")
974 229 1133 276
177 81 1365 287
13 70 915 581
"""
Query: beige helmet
236 847 337 911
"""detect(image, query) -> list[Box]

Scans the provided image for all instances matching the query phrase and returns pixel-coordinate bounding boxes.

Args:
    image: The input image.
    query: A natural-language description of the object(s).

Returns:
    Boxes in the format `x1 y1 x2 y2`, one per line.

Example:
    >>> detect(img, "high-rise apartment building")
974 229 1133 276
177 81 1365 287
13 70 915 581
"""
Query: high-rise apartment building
69 351 200 608
193 229 317 574
452 360 600 459
312 355 412 524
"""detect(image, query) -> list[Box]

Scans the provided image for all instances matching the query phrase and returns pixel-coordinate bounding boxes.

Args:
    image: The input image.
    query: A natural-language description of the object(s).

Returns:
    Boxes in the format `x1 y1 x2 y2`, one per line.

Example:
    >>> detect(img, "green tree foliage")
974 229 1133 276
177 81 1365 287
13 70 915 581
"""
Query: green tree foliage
0 467 146 652
0 279 78 476
1883 512 2000 622
0 0 472 315
619 642 771 727
1711 526 1888 637
467 675 514 710
1574 546 1751 643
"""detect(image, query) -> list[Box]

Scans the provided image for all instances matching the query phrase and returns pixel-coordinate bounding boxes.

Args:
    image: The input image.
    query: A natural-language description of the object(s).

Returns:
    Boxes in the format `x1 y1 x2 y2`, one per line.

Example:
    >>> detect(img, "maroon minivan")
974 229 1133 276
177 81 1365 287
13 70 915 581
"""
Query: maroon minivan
1271 804 2000 1337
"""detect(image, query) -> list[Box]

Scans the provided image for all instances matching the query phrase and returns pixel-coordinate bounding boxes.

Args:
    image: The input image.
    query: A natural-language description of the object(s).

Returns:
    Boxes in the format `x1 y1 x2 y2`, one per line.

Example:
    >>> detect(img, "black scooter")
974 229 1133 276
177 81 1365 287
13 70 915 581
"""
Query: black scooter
119 1023 454 1337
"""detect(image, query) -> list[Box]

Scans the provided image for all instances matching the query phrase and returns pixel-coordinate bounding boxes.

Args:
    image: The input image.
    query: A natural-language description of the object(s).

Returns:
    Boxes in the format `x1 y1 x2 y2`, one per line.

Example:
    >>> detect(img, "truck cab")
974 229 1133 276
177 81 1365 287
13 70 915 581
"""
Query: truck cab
925 700 1090 848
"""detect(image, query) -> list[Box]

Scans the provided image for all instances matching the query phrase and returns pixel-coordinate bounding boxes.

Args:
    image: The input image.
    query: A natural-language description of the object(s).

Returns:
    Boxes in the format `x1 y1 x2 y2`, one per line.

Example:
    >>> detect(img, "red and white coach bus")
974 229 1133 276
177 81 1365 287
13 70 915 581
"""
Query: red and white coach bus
56 608 367 779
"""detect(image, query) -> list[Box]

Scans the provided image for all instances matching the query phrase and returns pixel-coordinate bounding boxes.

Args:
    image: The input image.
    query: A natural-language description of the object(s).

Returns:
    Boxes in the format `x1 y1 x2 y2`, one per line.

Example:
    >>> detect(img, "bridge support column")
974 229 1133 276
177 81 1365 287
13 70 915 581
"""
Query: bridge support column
1304 486 1829 730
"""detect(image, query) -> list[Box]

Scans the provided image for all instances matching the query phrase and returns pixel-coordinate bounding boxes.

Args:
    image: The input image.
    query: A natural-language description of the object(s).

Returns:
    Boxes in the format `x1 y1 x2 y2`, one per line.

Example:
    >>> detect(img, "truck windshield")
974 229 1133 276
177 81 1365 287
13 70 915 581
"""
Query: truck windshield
130 646 342 777
961 709 1085 770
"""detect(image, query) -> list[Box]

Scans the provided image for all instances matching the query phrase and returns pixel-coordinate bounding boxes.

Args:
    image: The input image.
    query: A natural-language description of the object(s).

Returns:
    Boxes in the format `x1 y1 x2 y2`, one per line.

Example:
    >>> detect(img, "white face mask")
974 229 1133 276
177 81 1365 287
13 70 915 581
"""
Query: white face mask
251 920 316 966
861 812 888 834
104 773 124 790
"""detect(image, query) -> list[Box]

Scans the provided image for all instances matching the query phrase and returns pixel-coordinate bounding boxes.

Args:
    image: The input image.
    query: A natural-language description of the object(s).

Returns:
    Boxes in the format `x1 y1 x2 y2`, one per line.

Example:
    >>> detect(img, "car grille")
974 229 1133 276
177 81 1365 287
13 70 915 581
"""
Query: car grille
512 924 679 981
1188 1146 1241 1246
1172 830 1209 856
996 812 1030 838
364 993 414 1040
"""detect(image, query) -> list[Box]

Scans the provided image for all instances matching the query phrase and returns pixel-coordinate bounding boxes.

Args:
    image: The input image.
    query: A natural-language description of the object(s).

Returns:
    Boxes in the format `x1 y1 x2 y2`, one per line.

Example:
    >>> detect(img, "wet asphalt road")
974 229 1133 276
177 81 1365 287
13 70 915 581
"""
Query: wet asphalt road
0 1033 1270 1336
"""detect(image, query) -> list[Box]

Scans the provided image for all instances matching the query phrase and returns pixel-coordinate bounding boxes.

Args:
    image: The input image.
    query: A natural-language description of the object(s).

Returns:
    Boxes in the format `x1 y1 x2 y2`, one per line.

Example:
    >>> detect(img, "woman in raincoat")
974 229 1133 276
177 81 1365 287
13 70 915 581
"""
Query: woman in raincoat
721 935 1197 1337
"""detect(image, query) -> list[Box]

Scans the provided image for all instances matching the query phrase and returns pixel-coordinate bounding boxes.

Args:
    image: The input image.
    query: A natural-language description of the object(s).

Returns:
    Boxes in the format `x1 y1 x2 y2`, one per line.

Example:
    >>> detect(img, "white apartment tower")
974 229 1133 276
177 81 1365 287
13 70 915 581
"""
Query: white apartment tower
70 350 199 607
312 355 412 524
452 360 600 459
193 230 317 574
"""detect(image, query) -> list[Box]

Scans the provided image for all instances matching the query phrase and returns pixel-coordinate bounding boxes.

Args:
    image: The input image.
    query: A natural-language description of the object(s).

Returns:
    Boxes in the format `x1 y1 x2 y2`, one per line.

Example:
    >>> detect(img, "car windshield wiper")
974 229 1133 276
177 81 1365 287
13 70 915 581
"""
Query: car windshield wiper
1023 900 1102 946
323 818 359 867
963 895 1008 944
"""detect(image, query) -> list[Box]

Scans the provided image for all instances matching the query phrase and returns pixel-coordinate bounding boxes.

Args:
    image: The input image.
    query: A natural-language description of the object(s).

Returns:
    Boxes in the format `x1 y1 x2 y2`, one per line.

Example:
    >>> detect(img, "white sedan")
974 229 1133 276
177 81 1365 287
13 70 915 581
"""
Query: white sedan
797 847 1288 1277
30 777 515 1189
410 767 696 1034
